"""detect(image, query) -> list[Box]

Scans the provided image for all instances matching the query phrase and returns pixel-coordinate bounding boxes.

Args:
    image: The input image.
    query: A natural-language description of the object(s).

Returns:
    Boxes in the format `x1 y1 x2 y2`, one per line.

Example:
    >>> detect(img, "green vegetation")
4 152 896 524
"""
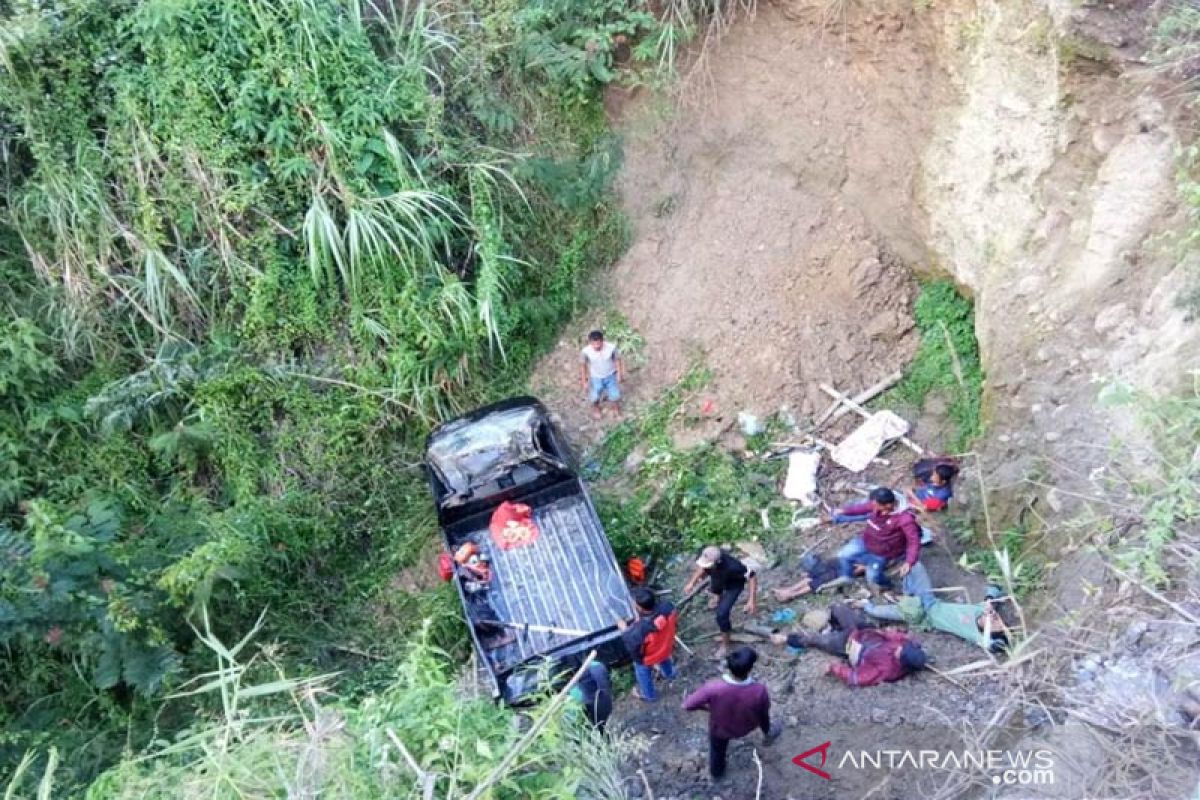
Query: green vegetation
883 279 983 450
0 0 713 793
957 523 1043 599
7 618 638 799
588 367 789 561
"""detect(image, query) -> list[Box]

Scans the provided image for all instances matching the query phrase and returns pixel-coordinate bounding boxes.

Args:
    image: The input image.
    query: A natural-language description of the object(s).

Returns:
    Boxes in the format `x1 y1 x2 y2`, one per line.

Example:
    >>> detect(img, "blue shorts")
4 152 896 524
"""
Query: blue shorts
588 374 620 403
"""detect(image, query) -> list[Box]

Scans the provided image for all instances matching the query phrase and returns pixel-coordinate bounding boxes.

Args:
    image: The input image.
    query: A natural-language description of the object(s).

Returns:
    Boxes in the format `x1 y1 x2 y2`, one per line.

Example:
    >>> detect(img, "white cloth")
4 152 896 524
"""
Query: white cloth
831 411 910 472
783 449 821 505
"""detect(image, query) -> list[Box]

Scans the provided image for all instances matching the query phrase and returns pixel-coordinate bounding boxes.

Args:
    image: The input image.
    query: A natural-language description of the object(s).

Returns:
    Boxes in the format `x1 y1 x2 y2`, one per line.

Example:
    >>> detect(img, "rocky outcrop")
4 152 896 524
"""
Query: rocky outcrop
923 0 1198 501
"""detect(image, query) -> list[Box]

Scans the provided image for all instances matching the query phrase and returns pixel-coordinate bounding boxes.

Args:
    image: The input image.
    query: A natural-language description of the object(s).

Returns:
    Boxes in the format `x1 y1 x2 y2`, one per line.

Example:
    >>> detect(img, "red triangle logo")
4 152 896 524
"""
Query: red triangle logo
792 741 833 780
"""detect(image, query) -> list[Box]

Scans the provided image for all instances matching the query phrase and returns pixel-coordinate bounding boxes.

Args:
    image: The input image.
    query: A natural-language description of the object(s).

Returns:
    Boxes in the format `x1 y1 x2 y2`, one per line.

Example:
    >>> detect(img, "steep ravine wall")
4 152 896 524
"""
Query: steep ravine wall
923 0 1199 500
923 4 1200 796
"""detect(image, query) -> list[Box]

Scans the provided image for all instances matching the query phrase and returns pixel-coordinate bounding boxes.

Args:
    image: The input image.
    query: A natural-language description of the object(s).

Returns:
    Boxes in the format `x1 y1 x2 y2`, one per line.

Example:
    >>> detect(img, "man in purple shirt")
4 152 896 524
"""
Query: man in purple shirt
682 647 780 779
825 487 922 592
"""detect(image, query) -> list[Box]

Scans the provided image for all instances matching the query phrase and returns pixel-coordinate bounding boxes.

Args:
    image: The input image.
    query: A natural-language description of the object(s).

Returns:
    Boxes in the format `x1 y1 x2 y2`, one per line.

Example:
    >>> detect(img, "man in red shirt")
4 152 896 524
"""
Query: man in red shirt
772 603 927 687
825 487 922 592
618 587 679 702
682 647 780 779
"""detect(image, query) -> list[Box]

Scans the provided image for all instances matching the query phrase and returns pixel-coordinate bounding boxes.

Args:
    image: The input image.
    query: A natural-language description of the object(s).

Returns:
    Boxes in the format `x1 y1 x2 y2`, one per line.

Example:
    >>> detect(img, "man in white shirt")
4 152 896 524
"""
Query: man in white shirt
579 329 624 418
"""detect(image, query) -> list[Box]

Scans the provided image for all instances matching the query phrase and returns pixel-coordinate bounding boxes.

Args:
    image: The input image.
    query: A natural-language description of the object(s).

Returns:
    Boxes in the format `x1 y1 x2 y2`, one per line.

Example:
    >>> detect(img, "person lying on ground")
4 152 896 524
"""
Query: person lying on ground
822 488 922 594
568 661 613 733
579 329 623 419
861 575 1011 653
681 646 781 780
770 602 928 687
683 546 759 659
617 587 679 702
907 462 955 512
772 555 863 601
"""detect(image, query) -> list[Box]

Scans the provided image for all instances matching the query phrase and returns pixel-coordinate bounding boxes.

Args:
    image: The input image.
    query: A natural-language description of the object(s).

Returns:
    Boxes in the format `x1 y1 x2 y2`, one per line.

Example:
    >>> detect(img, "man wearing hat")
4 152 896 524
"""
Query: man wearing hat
770 602 927 687
683 546 758 658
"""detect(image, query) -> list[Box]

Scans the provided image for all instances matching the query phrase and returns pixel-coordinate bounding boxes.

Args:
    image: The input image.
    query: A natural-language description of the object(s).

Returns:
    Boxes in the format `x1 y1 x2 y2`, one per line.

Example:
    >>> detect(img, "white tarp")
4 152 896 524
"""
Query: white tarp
831 410 910 472
783 449 821 505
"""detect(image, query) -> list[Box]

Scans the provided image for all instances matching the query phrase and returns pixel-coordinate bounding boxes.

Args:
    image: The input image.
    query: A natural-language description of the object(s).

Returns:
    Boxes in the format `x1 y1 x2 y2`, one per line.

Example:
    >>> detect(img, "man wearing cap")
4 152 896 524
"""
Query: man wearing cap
824 487 922 592
683 546 758 658
770 602 927 687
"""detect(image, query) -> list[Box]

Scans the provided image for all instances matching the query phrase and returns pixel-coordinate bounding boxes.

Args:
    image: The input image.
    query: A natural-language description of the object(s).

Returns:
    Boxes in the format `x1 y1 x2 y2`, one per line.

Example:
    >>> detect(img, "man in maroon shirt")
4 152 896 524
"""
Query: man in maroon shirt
825 487 922 591
772 603 927 687
682 647 780 779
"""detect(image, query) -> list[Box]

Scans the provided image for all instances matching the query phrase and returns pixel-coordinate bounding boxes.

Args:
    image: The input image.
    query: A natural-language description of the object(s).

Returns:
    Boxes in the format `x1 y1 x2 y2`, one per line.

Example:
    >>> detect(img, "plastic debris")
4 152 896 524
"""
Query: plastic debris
831 410 910 472
738 411 765 436
783 449 821 505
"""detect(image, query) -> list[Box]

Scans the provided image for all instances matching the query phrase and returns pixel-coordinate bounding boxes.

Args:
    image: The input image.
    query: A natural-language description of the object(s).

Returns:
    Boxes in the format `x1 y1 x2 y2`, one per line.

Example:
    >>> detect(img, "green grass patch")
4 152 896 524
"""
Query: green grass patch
956 522 1044 599
883 280 983 450
588 367 789 561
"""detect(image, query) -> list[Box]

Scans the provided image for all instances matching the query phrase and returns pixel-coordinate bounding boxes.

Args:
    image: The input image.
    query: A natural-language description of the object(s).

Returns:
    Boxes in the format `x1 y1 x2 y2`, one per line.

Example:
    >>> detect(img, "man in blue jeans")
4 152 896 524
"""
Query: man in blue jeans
824 488 922 593
833 486 935 545
618 587 679 701
579 329 624 419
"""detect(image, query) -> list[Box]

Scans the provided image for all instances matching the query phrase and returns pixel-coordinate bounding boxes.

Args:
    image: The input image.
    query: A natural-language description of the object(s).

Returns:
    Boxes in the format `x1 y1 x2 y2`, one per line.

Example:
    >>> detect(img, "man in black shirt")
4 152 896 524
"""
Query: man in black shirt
683 546 758 658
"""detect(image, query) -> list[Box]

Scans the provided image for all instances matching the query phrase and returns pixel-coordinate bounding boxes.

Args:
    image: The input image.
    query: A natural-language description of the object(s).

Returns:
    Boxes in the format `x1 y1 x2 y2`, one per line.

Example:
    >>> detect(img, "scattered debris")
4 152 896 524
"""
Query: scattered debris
782 449 821 505
831 410 911 472
820 383 925 455
738 411 765 436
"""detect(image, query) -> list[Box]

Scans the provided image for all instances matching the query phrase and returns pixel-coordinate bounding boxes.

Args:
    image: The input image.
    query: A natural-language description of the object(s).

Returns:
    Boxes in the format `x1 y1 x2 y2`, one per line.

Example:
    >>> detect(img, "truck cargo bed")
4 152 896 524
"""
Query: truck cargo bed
445 482 629 676
426 397 632 702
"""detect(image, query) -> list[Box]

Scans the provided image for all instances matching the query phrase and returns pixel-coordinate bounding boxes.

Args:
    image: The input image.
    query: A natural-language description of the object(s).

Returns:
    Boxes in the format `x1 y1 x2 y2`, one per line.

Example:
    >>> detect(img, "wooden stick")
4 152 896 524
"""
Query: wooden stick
819 384 925 455
638 768 657 800
927 665 968 690
1105 562 1200 624
827 371 904 423
753 748 765 800
770 435 889 466
464 652 597 800
387 729 436 800
674 635 695 656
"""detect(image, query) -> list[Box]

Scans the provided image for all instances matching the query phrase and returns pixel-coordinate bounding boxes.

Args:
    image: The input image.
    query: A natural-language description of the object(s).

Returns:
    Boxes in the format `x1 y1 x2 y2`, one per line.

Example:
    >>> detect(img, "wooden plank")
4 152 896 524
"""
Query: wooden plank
818 383 925 455
823 371 904 425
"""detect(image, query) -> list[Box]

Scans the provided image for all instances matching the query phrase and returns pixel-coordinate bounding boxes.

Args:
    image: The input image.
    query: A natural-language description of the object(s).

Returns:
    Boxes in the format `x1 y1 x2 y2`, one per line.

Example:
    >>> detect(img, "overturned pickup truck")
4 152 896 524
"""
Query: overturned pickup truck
425 397 634 703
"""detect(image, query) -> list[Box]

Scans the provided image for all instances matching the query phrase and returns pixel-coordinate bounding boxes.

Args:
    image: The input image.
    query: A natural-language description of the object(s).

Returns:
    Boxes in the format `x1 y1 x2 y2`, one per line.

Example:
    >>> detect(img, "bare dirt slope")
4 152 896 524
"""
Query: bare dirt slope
531 0 960 441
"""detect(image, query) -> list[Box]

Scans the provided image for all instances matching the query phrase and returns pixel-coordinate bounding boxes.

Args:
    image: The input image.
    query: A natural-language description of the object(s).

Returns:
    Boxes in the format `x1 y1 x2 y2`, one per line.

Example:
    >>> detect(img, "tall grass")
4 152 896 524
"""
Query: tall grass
42 615 638 800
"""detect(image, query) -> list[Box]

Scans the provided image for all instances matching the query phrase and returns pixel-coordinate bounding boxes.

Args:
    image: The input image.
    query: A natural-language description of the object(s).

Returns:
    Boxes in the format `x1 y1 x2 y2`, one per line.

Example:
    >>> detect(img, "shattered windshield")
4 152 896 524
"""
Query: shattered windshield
427 406 544 500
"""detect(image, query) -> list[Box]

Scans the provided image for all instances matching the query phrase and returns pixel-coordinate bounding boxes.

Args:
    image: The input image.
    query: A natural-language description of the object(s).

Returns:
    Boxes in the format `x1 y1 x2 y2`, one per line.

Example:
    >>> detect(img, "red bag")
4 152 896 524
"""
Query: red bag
490 501 539 550
437 552 454 582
